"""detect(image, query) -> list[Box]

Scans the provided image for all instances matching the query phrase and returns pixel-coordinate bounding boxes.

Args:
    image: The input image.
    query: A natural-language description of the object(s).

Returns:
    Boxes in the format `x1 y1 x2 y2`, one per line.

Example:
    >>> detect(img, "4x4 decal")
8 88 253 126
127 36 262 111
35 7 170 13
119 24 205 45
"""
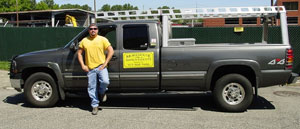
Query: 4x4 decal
268 59 285 65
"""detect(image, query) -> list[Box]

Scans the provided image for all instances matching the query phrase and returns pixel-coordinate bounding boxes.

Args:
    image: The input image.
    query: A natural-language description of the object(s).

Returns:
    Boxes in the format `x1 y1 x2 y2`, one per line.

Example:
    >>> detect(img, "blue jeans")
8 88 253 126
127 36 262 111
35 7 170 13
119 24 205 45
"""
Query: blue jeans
87 65 109 108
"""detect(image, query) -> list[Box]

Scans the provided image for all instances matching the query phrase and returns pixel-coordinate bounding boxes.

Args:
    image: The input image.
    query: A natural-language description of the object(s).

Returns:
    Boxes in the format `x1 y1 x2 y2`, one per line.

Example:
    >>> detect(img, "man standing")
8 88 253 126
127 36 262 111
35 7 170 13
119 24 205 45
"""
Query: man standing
77 24 114 115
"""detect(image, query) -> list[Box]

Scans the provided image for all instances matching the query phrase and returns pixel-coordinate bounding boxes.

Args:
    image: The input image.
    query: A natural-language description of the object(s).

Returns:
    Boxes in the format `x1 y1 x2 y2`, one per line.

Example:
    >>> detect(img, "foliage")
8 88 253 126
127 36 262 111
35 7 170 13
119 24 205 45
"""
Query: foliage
99 3 138 11
35 1 49 10
158 6 171 9
0 1 141 12
80 4 91 11
43 0 54 8
17 0 36 11
156 6 202 24
35 0 59 10
60 4 91 11
0 0 36 12
0 61 9 71
0 0 91 12
100 4 110 11
110 5 123 11
122 3 138 10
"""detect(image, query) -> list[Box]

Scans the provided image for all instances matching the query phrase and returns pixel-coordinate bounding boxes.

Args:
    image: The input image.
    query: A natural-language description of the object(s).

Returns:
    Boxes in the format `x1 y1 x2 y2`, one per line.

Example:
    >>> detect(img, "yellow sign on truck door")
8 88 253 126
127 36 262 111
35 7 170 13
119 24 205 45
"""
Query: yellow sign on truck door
123 52 154 68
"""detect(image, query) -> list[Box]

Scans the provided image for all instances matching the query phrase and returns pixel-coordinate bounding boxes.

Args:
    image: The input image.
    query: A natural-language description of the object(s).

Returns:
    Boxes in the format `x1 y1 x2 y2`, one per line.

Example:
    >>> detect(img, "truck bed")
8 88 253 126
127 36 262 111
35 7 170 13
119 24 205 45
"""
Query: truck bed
160 43 291 90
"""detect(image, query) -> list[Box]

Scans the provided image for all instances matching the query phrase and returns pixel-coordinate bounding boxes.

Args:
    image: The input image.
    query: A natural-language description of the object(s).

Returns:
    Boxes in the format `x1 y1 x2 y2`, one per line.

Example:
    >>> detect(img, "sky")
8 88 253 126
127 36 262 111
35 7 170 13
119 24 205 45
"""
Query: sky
37 0 273 11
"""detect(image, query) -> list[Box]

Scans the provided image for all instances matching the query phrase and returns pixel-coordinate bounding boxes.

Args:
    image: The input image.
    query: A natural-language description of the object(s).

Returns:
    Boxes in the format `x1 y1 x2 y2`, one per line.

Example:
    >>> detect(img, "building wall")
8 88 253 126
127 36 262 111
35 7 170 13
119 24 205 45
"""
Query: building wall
204 17 261 27
203 0 300 27
276 0 300 25
203 18 224 27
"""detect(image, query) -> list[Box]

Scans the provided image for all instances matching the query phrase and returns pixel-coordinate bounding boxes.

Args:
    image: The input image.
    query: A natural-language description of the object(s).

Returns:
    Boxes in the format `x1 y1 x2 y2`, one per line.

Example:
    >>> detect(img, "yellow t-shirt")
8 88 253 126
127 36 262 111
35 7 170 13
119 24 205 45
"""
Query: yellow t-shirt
79 35 111 69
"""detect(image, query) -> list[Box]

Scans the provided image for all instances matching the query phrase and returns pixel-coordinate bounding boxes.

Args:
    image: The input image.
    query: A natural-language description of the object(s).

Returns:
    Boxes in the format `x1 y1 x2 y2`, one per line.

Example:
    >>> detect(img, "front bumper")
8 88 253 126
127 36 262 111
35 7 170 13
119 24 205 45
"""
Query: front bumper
9 73 23 92
288 73 298 84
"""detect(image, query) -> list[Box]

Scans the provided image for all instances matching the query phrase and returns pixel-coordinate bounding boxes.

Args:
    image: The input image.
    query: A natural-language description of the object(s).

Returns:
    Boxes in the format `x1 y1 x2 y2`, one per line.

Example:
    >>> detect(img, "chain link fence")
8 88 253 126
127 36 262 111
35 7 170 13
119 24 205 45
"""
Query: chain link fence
0 27 84 61
173 26 299 73
173 27 263 44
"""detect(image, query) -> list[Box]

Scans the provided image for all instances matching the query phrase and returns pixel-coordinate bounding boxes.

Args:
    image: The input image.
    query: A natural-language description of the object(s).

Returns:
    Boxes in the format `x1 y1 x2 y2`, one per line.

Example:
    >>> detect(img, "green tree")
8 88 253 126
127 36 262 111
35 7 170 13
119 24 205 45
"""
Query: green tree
35 1 49 10
0 0 36 12
80 4 91 11
35 0 58 9
19 0 36 11
158 6 172 14
0 0 14 12
110 5 123 11
158 6 171 9
60 4 91 11
100 3 138 11
42 0 54 8
123 3 138 10
100 4 110 11
60 4 79 9
60 4 80 9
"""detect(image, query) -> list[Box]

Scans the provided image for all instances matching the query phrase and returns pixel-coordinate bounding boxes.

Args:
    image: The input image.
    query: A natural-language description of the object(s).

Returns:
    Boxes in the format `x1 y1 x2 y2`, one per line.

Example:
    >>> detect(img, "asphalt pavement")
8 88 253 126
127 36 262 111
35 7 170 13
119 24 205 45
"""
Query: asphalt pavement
0 70 300 129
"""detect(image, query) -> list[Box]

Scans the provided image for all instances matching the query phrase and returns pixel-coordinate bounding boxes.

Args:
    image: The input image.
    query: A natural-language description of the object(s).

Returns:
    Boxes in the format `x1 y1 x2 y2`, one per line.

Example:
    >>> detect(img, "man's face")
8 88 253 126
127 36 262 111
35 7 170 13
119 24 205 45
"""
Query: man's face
88 26 98 37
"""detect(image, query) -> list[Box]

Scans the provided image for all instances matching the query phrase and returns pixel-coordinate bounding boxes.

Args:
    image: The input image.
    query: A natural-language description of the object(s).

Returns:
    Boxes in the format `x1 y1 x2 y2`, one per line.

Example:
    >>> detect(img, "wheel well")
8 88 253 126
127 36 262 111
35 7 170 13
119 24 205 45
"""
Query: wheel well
21 67 58 88
210 65 256 90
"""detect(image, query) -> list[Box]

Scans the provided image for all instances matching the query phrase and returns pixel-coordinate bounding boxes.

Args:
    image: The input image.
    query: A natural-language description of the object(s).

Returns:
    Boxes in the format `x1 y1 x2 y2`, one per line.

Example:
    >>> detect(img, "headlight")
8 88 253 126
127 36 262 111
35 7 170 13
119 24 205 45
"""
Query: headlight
10 60 17 74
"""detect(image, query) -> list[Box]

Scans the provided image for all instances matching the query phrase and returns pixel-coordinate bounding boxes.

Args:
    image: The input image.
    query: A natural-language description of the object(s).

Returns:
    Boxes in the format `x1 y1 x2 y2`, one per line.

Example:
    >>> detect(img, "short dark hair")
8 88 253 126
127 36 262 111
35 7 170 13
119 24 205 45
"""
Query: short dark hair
89 23 98 28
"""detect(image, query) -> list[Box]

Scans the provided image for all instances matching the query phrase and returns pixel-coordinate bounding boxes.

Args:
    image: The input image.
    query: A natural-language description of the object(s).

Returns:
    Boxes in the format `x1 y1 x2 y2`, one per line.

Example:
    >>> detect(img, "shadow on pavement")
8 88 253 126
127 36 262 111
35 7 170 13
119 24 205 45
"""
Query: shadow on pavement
3 92 275 112
60 93 217 112
248 96 275 110
2 93 31 107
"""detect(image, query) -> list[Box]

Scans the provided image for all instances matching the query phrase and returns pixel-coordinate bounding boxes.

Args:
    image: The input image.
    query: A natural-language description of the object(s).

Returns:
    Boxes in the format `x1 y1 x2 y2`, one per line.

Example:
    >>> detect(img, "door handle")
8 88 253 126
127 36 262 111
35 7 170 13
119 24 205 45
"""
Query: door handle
111 55 117 61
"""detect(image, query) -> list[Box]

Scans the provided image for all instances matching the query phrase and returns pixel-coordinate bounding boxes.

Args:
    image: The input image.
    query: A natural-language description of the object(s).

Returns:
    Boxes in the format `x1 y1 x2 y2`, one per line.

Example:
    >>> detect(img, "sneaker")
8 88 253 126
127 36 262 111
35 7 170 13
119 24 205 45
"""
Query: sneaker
100 94 107 102
92 107 98 115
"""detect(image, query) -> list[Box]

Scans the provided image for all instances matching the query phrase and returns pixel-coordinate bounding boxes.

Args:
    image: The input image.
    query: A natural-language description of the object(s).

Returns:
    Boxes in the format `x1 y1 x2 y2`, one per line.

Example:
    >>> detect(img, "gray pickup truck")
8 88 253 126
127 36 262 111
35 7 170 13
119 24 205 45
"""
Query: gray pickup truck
9 6 298 111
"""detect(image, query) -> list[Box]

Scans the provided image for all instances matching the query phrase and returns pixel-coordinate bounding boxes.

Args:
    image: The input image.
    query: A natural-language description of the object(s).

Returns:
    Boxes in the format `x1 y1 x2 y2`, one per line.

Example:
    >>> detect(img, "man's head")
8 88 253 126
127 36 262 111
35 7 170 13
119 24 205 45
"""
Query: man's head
88 24 98 38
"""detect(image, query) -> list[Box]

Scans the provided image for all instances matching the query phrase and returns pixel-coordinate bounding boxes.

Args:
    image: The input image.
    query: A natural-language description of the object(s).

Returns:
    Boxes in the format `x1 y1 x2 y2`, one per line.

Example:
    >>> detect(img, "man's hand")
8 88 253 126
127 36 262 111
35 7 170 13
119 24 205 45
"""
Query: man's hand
98 63 107 71
82 65 89 72
98 46 114 71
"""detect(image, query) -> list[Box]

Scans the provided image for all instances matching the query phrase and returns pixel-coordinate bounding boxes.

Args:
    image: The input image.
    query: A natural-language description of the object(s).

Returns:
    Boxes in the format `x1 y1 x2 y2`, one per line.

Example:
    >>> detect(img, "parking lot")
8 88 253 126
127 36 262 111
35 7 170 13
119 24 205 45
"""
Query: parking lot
0 70 300 129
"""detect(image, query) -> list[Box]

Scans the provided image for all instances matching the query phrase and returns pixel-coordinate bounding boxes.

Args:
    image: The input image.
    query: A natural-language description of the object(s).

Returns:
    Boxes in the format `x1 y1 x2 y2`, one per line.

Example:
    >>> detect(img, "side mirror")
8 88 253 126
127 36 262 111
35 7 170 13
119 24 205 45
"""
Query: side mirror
139 43 148 50
70 42 78 51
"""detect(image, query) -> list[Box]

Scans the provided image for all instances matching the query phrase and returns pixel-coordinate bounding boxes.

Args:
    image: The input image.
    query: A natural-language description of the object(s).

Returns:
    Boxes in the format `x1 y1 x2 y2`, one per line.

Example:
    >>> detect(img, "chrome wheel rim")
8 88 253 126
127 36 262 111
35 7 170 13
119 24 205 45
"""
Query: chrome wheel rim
222 83 245 105
31 81 52 101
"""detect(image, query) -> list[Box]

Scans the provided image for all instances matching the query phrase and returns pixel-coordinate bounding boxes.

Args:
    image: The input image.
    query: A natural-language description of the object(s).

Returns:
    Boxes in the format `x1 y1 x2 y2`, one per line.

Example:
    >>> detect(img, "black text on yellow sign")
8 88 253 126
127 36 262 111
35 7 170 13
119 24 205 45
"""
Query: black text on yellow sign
123 52 154 68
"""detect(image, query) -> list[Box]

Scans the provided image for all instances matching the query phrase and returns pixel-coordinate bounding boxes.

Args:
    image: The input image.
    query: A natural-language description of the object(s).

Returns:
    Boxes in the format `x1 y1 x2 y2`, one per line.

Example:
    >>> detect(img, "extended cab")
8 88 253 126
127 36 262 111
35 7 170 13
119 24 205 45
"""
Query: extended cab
9 6 298 111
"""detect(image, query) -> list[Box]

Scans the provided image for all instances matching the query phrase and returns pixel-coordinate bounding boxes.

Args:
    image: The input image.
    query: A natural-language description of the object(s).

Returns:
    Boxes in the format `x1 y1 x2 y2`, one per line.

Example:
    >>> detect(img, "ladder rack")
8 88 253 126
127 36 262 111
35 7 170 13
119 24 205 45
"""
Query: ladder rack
95 6 289 47
96 6 286 21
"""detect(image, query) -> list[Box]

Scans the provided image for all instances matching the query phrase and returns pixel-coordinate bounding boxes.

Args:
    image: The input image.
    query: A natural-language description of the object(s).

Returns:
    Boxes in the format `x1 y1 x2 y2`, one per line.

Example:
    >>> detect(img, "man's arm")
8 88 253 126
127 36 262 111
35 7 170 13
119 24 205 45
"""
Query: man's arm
77 48 89 72
99 46 114 70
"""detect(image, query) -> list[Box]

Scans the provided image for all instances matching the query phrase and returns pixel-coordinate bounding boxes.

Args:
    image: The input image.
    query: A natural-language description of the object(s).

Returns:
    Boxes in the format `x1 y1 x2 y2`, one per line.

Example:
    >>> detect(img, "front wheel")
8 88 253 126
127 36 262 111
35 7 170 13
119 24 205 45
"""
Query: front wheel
24 72 59 107
213 74 253 112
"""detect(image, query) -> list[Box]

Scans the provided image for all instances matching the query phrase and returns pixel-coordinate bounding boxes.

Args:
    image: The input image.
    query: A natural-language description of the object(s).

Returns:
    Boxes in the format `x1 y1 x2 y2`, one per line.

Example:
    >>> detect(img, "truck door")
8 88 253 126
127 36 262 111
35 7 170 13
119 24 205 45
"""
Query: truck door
62 25 120 89
120 24 160 89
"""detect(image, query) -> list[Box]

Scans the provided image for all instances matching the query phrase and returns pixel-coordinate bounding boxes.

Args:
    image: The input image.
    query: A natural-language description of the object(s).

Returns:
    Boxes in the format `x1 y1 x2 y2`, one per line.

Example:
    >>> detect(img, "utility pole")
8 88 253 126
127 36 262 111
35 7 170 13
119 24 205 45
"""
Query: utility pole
271 0 274 26
16 0 19 27
94 0 96 12
93 0 96 23
271 0 274 6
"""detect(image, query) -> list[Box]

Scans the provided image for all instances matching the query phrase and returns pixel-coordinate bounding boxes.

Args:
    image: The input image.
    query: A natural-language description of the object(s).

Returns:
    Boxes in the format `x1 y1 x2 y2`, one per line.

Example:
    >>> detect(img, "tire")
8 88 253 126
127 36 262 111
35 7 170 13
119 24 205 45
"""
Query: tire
213 74 253 112
24 72 59 107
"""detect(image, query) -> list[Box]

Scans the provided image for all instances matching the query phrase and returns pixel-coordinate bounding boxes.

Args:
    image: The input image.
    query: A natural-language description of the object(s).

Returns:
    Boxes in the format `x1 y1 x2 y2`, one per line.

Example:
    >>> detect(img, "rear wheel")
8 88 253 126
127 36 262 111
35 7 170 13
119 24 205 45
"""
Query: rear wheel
213 74 253 112
24 72 59 107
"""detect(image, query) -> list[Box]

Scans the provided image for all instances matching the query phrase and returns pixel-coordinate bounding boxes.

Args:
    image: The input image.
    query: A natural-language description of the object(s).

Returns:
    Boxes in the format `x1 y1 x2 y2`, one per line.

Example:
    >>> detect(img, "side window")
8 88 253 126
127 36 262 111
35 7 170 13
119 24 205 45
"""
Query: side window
99 25 117 49
123 24 149 50
73 31 88 50
76 25 117 49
